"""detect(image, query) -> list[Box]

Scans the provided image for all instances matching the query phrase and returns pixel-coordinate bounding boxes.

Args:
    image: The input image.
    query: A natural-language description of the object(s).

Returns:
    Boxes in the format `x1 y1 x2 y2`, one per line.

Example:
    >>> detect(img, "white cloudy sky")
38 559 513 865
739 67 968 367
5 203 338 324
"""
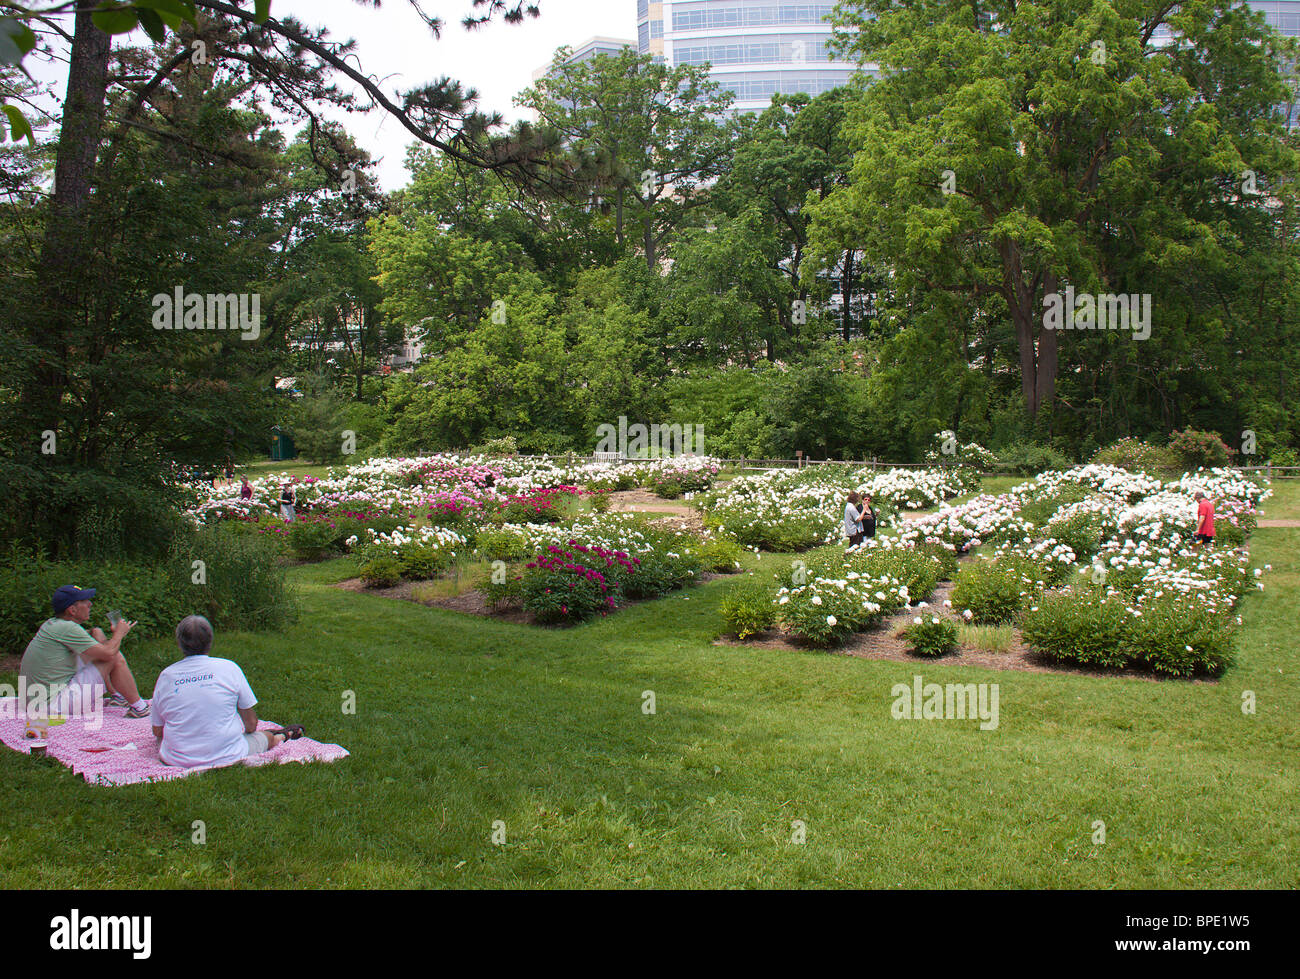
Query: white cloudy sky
33 0 637 190
275 0 636 188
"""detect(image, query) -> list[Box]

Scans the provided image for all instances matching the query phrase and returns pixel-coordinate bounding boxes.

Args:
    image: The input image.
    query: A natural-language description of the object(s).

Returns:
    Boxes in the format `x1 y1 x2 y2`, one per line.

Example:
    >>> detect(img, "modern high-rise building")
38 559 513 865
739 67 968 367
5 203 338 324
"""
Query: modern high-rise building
639 1 1300 117
637 0 862 114
532 36 636 83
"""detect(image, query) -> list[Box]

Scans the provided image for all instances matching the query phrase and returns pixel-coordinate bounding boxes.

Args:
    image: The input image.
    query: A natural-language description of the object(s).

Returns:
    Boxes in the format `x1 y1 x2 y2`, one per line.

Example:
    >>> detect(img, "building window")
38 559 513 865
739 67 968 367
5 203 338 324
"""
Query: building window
638 21 649 52
651 19 664 39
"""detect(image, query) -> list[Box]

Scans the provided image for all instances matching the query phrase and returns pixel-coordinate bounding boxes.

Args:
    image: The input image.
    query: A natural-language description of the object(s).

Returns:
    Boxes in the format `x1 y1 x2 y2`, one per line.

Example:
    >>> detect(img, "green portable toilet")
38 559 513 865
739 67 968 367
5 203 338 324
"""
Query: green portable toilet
270 427 297 461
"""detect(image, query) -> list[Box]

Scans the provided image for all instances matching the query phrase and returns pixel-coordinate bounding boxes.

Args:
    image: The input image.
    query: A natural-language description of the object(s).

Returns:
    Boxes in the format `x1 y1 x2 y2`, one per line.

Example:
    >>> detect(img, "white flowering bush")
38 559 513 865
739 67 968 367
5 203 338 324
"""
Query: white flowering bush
924 430 999 471
352 525 468 584
776 573 908 646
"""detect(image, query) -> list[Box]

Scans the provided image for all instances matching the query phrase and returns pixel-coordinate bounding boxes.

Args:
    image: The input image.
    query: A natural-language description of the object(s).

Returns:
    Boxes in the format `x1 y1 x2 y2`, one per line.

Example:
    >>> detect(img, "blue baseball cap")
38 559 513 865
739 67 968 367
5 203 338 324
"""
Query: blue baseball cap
52 585 96 614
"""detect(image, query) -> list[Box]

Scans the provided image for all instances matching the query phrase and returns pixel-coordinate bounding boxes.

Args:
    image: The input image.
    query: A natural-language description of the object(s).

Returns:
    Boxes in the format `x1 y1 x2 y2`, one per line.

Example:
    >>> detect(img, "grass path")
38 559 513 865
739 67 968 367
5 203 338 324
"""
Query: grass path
1 484 1296 888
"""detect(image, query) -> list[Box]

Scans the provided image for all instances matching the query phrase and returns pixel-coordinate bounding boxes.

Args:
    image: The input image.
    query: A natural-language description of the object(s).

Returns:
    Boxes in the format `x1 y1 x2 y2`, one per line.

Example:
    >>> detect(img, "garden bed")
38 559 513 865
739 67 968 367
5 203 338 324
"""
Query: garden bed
333 573 721 627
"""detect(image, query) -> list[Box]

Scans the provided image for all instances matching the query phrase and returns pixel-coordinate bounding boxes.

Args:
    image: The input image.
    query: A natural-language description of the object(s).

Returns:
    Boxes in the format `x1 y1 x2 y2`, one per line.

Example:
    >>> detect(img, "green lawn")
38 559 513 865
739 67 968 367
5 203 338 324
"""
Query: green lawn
2 483 1297 888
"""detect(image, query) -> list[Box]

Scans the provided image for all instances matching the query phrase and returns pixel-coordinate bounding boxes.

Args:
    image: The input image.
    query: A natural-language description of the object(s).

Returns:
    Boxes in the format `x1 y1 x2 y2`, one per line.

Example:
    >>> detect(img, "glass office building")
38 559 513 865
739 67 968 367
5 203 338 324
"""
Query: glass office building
637 0 863 114
639 1 1300 117
532 36 636 84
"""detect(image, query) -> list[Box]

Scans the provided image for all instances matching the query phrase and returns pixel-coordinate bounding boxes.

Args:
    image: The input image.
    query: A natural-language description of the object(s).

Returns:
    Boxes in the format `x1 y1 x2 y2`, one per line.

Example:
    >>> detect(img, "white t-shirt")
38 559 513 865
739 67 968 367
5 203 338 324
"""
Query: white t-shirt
153 655 257 768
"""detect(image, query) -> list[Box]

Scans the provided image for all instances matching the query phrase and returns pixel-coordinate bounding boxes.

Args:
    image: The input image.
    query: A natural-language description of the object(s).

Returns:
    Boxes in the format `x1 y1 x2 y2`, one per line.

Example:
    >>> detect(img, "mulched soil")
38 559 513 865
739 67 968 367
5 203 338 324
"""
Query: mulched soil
0 656 20 673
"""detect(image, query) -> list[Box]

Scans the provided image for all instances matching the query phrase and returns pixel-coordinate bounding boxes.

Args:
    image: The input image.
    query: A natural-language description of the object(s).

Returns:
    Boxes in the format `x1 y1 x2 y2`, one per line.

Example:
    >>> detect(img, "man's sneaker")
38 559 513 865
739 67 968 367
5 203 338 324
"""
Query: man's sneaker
104 692 128 707
124 703 151 719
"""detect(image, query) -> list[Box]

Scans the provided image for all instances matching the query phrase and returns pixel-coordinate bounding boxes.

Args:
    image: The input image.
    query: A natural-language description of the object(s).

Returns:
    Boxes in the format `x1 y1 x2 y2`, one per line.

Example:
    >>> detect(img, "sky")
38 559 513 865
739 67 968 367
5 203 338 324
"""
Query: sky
30 0 637 190
274 0 637 189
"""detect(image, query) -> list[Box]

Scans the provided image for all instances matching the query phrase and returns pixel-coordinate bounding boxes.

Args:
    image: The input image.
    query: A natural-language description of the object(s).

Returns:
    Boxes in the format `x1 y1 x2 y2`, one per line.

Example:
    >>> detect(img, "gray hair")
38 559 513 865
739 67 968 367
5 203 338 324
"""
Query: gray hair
176 615 214 656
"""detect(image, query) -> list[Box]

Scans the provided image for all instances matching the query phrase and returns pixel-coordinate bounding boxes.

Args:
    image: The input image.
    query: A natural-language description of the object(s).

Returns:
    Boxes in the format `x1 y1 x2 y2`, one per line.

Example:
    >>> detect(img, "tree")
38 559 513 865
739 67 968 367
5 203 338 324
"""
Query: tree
810 0 1300 437
515 47 735 270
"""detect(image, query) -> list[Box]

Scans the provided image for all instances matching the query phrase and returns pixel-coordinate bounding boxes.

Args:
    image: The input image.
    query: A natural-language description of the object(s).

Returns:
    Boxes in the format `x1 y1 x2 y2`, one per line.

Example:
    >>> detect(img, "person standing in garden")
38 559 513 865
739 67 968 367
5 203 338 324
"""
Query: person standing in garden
240 477 253 500
845 491 865 548
279 481 296 522
861 494 877 539
1194 491 1215 546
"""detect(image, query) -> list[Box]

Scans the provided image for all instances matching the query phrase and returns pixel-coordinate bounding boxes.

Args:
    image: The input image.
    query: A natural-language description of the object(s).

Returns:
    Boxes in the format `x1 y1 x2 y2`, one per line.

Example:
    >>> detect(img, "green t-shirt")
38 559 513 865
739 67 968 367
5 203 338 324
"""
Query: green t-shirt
20 618 97 692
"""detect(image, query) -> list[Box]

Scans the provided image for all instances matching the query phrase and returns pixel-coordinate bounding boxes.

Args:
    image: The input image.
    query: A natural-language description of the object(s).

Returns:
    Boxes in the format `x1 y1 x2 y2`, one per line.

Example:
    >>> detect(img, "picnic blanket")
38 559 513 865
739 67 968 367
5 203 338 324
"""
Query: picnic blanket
0 698 349 786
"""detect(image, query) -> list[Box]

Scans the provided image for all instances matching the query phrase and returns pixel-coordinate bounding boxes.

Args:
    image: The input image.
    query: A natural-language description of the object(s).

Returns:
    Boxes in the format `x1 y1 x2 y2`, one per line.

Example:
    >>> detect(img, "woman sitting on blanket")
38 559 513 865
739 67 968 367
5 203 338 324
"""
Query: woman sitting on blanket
152 616 299 768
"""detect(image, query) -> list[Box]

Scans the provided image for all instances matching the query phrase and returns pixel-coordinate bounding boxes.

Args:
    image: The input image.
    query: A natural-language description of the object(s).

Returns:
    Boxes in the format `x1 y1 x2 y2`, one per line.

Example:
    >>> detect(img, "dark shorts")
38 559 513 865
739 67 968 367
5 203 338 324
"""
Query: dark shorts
848 532 864 547
1195 533 1214 544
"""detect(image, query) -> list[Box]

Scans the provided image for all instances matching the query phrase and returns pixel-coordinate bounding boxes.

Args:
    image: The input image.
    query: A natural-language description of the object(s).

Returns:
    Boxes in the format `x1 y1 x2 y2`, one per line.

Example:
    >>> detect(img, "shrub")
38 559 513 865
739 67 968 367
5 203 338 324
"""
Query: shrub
477 564 524 609
520 548 622 623
622 538 700 599
1168 428 1233 470
951 557 1044 625
1019 591 1132 668
1126 597 1236 677
995 441 1072 475
287 515 347 560
589 491 612 513
0 529 295 657
1044 510 1109 562
360 555 402 588
171 526 296 632
719 578 776 639
397 542 456 581
902 615 958 657
695 537 745 573
1092 437 1178 473
652 478 683 499
851 548 941 603
1016 484 1090 527
473 527 536 562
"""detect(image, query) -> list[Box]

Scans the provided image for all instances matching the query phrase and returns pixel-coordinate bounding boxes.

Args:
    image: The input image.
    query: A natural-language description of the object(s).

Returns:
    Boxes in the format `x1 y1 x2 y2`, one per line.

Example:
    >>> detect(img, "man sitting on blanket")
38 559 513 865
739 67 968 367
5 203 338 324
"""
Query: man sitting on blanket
152 615 286 767
20 585 150 718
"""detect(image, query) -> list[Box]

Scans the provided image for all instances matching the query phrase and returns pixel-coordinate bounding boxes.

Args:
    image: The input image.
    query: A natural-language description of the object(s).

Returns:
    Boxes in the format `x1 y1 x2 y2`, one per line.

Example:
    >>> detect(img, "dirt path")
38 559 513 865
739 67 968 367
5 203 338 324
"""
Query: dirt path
1257 519 1300 528
606 488 704 534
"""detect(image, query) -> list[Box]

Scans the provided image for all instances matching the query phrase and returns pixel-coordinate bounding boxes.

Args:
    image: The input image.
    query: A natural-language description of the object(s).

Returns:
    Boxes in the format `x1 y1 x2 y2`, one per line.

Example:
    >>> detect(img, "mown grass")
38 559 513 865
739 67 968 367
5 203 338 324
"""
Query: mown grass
1 484 1296 889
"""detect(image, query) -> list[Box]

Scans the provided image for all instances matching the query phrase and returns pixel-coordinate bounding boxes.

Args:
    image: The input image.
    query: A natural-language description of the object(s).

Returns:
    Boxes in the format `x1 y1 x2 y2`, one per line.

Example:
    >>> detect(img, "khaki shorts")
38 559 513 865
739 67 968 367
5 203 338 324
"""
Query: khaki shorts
243 731 271 755
46 660 105 715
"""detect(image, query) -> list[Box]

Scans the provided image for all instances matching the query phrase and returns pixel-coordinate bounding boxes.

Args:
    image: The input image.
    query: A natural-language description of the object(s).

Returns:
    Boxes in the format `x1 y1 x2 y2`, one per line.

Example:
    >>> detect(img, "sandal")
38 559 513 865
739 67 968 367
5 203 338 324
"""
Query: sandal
268 724 305 740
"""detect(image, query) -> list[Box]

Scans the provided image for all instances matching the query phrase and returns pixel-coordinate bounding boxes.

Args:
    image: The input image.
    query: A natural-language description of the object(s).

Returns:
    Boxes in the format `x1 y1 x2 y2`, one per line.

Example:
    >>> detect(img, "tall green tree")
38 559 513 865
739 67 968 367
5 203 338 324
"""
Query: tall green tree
516 47 735 269
810 0 1300 440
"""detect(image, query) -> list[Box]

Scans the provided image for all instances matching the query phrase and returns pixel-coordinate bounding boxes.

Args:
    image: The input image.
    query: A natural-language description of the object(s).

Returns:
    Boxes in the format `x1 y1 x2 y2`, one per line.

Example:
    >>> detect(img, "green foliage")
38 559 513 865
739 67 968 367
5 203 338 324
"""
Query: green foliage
652 479 683 499
478 564 523 610
719 577 776 639
1168 429 1234 470
397 542 456 581
695 537 745 573
902 616 958 657
995 442 1073 476
1017 483 1090 528
1021 590 1235 677
359 555 401 589
1092 438 1179 474
1020 592 1134 669
0 526 294 656
951 557 1044 625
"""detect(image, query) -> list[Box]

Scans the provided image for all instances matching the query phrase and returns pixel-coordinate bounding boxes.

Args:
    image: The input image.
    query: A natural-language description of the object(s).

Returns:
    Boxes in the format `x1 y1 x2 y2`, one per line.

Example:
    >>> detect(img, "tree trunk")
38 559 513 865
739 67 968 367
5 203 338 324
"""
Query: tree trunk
841 248 855 342
26 11 113 432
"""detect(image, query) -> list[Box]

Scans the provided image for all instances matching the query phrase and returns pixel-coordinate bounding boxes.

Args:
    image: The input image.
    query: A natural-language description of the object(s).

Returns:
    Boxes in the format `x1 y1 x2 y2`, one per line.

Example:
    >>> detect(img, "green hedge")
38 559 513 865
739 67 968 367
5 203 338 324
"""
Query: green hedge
0 528 295 660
